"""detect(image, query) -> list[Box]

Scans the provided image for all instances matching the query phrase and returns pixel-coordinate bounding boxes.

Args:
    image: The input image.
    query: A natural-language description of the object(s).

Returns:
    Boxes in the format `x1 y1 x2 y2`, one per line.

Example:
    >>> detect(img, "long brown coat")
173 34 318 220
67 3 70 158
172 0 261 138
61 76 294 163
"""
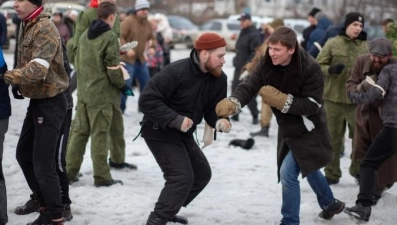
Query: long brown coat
232 47 333 180
346 54 397 184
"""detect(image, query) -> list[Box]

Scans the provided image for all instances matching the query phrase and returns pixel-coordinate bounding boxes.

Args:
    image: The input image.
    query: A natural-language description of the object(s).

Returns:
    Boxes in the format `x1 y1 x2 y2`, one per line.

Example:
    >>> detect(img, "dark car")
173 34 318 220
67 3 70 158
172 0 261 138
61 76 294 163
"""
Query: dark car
167 15 199 49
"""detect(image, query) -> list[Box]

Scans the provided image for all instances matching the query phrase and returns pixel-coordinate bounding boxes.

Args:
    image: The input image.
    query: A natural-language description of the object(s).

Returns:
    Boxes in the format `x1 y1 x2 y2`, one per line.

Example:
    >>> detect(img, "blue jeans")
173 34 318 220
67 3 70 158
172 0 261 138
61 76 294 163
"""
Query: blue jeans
0 118 9 225
120 60 150 113
280 151 334 225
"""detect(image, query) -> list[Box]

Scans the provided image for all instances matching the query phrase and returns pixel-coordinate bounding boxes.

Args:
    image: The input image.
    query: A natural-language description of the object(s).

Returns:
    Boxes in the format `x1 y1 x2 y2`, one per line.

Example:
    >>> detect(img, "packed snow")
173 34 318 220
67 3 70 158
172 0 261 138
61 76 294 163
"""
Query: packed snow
2 45 397 225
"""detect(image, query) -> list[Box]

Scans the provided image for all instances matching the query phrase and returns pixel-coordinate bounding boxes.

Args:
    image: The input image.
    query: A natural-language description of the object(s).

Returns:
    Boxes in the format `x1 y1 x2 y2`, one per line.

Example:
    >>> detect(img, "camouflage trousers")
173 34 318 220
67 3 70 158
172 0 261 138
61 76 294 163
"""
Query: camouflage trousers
323 100 357 180
66 102 126 185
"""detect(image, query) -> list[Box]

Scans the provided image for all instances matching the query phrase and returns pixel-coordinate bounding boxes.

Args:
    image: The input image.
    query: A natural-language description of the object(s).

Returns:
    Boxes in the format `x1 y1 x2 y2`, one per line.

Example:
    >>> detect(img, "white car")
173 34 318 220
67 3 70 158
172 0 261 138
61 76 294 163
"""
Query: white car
43 2 86 15
199 19 241 51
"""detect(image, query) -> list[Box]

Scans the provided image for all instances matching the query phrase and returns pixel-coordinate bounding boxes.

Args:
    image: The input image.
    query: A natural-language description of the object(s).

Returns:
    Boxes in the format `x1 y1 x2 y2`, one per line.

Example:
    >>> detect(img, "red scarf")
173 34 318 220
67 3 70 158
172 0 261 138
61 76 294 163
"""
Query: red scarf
23 6 43 21
89 0 99 8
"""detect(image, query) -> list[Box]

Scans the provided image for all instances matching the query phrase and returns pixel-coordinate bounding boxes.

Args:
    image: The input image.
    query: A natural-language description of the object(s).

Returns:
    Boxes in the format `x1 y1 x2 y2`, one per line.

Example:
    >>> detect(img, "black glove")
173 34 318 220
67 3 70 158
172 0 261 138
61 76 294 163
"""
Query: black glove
11 84 24 99
328 64 345 75
120 84 134 96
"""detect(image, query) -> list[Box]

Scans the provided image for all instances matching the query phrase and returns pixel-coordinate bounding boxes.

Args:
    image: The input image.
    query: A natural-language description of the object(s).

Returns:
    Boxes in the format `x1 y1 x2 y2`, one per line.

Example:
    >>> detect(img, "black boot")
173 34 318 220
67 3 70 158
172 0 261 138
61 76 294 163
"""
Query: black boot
15 194 40 215
319 198 345 219
109 159 138 170
250 126 269 137
252 115 259 125
62 204 73 221
169 215 188 224
146 212 168 225
344 202 371 222
229 138 255 150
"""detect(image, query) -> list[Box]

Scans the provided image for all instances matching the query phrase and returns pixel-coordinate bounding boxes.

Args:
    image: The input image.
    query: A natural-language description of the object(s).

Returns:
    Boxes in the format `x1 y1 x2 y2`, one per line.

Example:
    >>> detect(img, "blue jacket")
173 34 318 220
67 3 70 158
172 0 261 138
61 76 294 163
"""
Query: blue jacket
307 16 333 58
0 47 10 119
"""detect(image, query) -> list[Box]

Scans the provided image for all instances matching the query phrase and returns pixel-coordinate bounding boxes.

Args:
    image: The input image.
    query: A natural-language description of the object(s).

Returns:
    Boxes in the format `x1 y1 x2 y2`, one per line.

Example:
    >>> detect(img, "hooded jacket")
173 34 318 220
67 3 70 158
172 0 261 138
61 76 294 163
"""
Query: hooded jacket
75 19 125 105
232 48 333 179
14 11 68 99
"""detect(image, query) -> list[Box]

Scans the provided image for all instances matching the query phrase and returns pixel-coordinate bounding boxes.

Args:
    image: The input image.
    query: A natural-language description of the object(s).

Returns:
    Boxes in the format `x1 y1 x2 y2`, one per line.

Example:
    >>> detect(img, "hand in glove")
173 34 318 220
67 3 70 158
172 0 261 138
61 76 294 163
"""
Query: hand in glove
180 117 193 132
328 64 345 75
121 84 134 96
11 84 24 99
3 71 22 85
357 75 376 93
215 119 232 133
215 97 241 118
259 85 290 112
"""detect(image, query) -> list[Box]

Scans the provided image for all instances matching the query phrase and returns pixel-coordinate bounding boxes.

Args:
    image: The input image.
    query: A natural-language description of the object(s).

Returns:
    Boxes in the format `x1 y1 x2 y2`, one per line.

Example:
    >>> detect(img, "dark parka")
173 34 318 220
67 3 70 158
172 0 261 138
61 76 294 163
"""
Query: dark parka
233 25 262 71
231 47 333 180
346 54 397 184
139 49 227 143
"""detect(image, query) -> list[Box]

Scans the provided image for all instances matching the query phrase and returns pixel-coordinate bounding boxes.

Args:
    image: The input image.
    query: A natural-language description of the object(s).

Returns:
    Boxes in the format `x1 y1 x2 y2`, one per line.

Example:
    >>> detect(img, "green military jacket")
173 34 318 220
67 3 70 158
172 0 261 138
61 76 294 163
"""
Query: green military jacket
76 29 125 105
385 23 397 57
73 8 120 58
316 34 368 104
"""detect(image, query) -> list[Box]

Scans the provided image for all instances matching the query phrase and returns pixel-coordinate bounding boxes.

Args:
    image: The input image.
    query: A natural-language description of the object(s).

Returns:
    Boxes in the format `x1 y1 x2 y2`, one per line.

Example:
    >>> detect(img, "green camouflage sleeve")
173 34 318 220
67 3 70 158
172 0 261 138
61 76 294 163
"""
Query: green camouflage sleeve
105 35 125 89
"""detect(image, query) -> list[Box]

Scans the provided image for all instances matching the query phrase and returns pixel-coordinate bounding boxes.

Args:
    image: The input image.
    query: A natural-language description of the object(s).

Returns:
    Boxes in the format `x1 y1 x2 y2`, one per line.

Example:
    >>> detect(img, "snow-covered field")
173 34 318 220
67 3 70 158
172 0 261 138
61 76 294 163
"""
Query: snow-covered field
2 45 397 225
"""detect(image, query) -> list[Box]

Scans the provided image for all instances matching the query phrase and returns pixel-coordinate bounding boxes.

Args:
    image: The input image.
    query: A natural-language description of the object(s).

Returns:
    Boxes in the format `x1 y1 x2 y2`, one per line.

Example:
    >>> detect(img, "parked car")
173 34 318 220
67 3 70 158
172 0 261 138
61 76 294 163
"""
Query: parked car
0 0 17 49
283 18 310 34
199 19 240 51
167 15 199 49
43 2 86 15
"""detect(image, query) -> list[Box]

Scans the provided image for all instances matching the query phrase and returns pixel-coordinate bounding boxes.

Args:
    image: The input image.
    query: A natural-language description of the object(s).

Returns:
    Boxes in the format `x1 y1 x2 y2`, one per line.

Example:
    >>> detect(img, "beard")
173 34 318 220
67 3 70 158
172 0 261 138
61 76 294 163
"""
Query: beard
205 60 222 77
371 60 387 73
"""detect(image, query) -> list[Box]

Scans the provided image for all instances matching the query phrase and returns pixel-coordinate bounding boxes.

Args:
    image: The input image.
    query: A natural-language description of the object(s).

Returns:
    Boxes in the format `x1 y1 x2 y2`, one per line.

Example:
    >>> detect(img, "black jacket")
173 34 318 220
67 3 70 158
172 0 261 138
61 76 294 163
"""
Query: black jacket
233 25 262 71
139 49 227 143
231 48 333 179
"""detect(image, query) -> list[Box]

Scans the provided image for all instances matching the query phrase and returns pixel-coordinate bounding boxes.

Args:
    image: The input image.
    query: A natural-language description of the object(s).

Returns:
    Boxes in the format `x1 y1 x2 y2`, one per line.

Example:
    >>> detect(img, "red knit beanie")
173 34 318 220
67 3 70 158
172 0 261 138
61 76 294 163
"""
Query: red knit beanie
195 33 227 50
90 0 99 8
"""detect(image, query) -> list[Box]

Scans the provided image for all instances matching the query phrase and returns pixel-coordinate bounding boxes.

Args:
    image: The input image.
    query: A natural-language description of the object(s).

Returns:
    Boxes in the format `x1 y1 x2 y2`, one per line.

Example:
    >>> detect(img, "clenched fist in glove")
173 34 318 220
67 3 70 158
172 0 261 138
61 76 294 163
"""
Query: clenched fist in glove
328 64 345 75
180 117 194 132
215 97 241 118
259 85 292 112
215 119 232 133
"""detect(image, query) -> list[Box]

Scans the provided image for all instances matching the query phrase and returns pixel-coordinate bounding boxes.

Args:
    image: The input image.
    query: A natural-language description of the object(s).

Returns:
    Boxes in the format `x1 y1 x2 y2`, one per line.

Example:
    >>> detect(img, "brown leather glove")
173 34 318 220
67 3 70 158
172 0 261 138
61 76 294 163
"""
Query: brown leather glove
215 98 240 118
259 85 288 111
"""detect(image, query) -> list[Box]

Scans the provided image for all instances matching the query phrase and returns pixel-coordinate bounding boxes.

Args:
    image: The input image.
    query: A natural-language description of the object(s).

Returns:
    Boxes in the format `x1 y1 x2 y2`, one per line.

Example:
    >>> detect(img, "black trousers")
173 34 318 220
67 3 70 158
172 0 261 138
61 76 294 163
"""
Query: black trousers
56 108 72 205
144 136 212 219
358 126 397 206
16 93 67 218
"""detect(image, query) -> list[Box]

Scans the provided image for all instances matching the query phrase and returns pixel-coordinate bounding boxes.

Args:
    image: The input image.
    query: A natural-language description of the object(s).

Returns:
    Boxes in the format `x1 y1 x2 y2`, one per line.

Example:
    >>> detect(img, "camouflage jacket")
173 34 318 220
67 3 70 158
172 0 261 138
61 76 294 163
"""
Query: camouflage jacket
15 11 68 99
73 8 120 59
385 22 397 57
316 34 368 104
75 21 125 105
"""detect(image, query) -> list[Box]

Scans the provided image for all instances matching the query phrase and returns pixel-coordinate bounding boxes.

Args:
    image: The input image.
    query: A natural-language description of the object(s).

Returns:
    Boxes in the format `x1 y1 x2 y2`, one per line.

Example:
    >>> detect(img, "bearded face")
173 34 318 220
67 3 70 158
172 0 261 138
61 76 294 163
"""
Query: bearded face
370 54 390 73
201 47 226 77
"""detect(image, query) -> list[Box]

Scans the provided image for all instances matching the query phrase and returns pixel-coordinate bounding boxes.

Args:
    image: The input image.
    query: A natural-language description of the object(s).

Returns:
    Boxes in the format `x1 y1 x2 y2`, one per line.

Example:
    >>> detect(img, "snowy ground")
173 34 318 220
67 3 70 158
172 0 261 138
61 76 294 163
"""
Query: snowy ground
2 44 397 225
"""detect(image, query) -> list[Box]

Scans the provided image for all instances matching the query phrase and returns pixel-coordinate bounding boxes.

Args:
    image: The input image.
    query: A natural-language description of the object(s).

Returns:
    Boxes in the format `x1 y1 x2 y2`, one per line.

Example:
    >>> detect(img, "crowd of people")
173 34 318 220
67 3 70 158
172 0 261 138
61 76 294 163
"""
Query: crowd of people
1 0 397 224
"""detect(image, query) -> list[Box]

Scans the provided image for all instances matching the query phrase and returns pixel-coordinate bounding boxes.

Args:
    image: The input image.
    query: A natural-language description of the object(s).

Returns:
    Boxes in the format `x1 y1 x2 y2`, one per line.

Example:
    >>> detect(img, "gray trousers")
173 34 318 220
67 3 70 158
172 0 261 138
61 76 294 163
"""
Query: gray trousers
0 117 9 225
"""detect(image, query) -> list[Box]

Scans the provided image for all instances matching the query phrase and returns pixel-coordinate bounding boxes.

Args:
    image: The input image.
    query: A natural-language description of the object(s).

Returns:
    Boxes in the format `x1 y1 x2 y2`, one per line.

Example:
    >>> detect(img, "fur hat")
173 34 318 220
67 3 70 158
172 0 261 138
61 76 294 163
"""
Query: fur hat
28 0 42 6
344 12 364 28
194 32 227 50
135 0 150 11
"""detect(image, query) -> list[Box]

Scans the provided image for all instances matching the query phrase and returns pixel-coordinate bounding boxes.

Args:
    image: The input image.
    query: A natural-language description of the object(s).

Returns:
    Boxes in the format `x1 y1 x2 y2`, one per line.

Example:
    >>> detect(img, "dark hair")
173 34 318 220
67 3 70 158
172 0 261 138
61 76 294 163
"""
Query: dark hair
97 2 117 20
267 26 297 49
382 18 394 27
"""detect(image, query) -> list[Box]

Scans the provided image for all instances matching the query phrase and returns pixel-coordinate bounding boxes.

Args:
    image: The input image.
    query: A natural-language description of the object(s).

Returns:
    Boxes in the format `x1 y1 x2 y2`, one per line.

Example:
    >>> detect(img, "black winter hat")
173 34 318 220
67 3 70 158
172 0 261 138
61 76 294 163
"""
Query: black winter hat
344 12 364 28
28 0 42 6
308 7 321 17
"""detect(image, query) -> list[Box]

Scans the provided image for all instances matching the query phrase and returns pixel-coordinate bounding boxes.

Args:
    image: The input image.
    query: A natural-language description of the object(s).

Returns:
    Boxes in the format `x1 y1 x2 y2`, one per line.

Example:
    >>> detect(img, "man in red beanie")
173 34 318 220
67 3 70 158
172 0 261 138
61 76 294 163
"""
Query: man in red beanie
139 32 231 225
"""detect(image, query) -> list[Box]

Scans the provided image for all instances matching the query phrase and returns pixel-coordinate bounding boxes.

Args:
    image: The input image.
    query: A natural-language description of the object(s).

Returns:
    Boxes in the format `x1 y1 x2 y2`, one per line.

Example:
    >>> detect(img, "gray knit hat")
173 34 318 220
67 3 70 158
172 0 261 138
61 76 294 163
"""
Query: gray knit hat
135 0 150 11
